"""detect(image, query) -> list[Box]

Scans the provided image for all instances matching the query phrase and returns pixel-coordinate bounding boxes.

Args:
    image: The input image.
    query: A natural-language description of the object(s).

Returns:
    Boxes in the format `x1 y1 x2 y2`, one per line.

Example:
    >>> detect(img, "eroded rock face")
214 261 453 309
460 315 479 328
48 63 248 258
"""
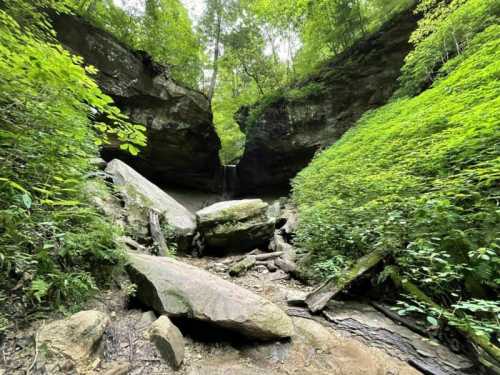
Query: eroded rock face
38 310 110 371
236 9 419 192
196 199 275 252
127 252 294 340
52 14 222 191
105 159 196 251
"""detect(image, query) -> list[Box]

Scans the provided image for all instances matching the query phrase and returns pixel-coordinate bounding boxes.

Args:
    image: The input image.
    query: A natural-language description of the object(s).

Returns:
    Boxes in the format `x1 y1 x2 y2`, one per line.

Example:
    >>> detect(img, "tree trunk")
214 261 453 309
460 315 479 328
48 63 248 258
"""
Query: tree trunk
207 11 222 103
305 248 388 313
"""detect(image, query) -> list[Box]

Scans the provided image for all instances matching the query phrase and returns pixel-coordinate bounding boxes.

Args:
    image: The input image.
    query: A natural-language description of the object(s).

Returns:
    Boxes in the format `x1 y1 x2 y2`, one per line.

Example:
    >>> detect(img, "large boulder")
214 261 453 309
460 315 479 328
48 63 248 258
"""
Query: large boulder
127 252 294 340
52 14 222 191
38 310 110 372
236 9 419 192
196 199 275 252
105 159 196 250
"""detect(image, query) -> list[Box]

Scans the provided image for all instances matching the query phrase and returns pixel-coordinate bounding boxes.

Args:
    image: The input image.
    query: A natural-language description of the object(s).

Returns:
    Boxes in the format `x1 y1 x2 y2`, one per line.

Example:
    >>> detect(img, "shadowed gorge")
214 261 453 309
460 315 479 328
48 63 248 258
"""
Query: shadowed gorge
1 1 498 374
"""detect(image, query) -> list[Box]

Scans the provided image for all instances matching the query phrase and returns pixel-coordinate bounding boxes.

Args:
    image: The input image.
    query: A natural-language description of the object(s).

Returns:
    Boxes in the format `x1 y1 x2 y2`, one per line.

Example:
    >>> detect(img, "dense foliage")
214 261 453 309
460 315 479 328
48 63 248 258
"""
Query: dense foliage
79 0 203 87
0 2 145 330
203 0 416 163
293 0 499 338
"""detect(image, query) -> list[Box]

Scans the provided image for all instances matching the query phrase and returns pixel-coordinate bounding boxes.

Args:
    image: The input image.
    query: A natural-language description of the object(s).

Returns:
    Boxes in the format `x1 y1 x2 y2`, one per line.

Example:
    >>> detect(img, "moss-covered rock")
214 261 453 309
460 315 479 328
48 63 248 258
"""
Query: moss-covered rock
196 200 275 253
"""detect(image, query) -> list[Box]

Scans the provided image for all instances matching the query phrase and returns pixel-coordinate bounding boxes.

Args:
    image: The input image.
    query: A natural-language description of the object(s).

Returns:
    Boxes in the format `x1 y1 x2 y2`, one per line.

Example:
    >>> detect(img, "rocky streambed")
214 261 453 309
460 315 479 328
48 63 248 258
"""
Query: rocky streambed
0 159 475 375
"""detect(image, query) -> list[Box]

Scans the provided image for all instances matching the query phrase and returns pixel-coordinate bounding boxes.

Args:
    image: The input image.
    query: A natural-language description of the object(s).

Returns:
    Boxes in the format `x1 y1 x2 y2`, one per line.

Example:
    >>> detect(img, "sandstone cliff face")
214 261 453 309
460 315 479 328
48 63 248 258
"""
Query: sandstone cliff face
52 14 222 191
236 9 419 192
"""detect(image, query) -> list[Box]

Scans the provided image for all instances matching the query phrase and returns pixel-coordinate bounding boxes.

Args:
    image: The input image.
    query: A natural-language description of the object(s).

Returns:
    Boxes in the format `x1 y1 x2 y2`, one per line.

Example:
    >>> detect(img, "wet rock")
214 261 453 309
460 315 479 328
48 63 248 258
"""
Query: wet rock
105 159 196 250
53 14 222 191
38 310 109 371
196 199 275 252
127 252 294 340
236 9 419 192
229 255 256 276
149 316 185 369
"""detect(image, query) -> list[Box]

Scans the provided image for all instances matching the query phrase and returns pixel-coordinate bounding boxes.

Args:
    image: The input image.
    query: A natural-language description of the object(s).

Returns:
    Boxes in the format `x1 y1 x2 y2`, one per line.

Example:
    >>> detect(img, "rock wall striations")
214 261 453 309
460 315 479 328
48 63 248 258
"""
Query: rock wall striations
52 14 222 191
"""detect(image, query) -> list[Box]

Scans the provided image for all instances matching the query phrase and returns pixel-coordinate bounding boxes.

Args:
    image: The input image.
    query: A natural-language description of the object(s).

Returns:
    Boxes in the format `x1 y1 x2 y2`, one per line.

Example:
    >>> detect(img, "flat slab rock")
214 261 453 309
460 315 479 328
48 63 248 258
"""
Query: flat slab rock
106 159 196 249
323 301 474 375
127 252 294 340
196 199 275 252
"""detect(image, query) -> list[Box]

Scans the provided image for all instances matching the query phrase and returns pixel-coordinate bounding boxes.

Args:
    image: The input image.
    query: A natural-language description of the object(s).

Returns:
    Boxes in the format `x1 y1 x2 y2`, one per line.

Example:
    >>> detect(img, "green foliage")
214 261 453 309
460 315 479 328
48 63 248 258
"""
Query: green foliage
397 0 500 96
80 0 203 87
0 4 143 326
293 25 500 336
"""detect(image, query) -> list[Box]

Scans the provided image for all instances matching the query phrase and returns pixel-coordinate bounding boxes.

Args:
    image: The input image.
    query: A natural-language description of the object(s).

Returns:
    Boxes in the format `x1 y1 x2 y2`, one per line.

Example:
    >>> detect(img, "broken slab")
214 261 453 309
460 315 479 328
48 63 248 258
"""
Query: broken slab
149 316 185 369
196 199 275 252
105 159 196 250
127 252 294 340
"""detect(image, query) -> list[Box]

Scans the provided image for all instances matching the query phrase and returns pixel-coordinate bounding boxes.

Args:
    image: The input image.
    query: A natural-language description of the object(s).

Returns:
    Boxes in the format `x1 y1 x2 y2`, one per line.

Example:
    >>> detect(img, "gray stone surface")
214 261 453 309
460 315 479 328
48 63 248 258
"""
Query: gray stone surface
323 301 474 375
149 316 185 369
38 310 110 370
106 159 196 250
127 252 294 340
196 199 275 252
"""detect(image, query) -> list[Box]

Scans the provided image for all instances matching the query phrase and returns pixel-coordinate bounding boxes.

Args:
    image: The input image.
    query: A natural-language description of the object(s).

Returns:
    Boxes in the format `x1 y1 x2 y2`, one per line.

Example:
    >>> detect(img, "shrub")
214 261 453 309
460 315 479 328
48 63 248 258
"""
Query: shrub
293 25 500 334
0 4 145 329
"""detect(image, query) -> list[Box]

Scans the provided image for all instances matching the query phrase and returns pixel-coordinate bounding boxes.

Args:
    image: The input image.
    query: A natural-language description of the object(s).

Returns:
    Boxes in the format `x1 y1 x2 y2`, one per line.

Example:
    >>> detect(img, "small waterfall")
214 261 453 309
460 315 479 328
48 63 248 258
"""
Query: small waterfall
222 165 238 199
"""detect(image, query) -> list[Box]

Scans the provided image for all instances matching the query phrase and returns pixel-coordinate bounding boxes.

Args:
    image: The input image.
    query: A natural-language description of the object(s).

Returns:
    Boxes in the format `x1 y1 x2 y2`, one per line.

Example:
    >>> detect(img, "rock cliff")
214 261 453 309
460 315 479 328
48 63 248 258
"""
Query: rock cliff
52 14 222 191
236 9 419 192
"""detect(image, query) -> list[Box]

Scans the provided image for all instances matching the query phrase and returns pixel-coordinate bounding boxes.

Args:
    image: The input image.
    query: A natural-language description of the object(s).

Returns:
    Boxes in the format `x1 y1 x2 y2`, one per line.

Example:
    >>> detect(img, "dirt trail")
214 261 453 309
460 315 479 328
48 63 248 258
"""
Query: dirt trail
1 250 423 375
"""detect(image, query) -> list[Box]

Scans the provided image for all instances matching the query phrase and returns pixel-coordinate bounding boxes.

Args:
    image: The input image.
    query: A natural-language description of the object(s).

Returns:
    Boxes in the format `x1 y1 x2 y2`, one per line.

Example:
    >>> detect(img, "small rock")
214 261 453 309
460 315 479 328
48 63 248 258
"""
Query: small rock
139 310 157 326
275 257 297 273
255 265 269 273
209 262 228 273
286 291 307 306
149 316 185 369
38 310 110 370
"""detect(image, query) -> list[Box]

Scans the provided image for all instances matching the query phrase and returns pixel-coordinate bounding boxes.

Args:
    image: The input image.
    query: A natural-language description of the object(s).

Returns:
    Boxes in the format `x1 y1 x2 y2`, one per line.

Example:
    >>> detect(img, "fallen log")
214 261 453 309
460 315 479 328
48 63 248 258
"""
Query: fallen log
390 271 500 367
305 248 389 313
229 255 256 276
148 209 168 256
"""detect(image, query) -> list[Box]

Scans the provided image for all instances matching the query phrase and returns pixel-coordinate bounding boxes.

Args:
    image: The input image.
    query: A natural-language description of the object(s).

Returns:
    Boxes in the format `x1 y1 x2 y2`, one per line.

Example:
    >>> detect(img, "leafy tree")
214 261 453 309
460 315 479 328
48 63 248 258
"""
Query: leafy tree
81 0 203 87
0 1 144 328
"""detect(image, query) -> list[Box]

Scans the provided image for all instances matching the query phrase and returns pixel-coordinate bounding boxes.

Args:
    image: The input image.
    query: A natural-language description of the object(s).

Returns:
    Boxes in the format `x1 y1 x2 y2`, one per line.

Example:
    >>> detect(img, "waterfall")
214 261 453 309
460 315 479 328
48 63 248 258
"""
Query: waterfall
222 165 238 199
